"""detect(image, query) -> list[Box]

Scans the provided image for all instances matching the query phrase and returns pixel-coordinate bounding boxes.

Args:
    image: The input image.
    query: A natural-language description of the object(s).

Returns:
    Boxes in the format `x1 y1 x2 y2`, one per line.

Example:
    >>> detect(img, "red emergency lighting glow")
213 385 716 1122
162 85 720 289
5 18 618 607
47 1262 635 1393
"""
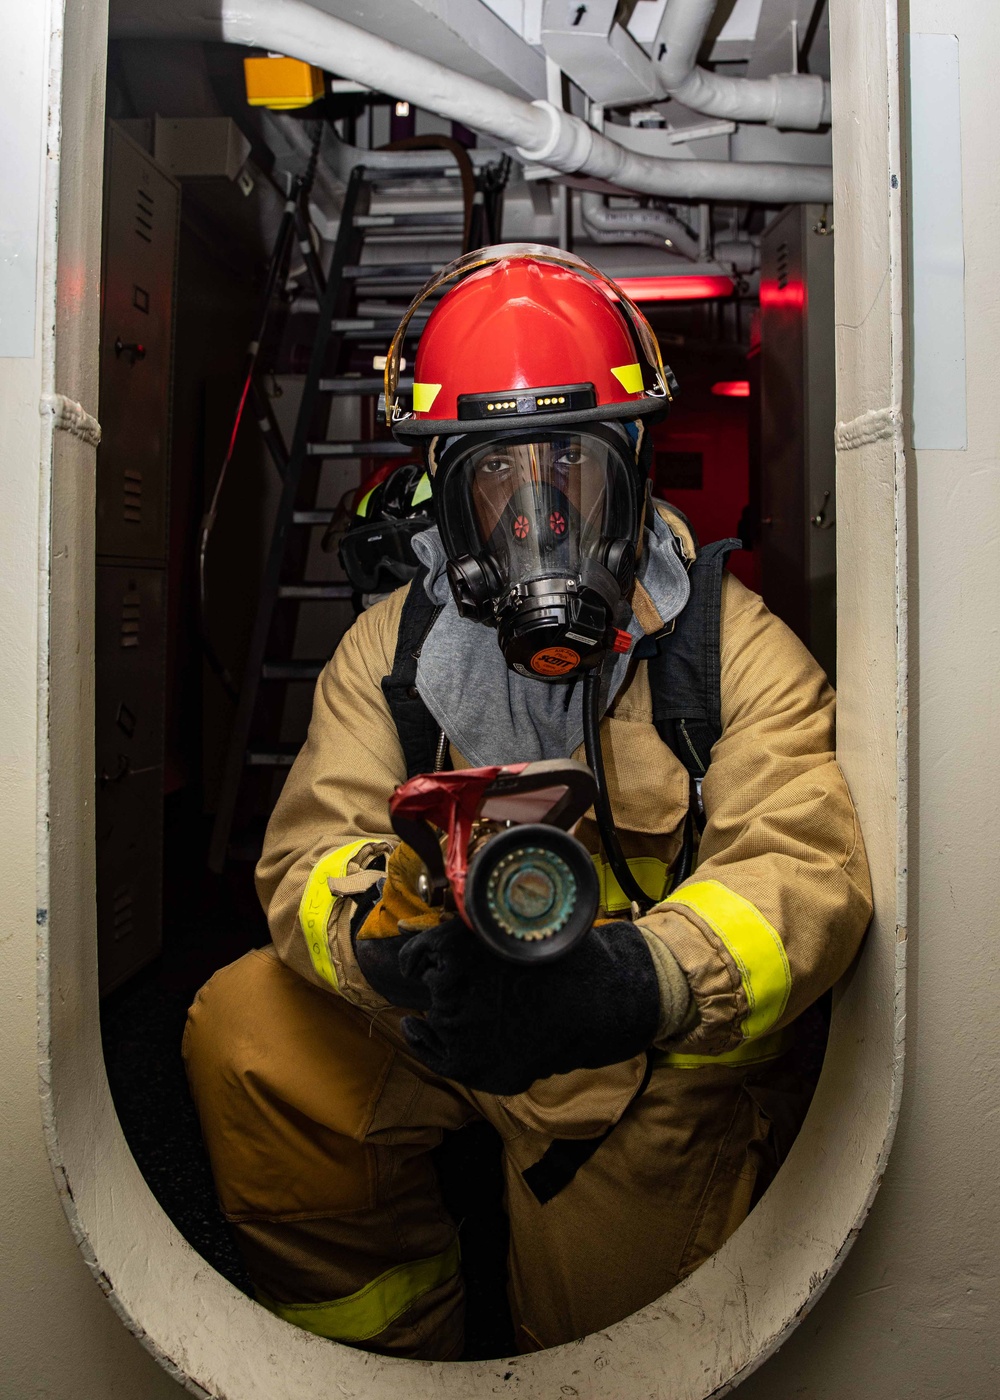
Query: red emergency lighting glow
711 380 750 398
759 279 806 310
614 275 735 302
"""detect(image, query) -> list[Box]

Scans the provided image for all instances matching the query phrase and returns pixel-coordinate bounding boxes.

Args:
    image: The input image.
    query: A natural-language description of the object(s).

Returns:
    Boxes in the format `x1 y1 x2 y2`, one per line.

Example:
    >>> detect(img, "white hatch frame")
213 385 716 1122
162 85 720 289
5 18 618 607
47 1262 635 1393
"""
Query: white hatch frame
36 0 907 1394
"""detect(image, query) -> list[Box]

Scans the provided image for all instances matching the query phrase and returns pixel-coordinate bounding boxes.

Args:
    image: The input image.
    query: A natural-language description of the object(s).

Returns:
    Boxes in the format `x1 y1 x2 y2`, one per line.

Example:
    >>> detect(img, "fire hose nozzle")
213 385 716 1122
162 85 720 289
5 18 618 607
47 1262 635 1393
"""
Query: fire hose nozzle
389 759 600 963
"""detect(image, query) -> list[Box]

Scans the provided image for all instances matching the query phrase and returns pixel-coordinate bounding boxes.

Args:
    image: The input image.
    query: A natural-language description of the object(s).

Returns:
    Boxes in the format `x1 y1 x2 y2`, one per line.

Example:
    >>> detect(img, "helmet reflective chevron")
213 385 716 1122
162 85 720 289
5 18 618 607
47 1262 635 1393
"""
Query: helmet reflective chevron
384 244 675 442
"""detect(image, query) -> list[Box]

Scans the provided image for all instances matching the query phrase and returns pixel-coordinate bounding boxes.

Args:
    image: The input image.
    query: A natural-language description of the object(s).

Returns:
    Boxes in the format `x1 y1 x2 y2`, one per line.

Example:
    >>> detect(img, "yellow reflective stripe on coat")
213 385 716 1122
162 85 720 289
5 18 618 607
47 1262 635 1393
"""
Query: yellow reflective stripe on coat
665 879 791 1038
593 854 672 914
297 839 372 989
256 1237 461 1342
654 1025 793 1070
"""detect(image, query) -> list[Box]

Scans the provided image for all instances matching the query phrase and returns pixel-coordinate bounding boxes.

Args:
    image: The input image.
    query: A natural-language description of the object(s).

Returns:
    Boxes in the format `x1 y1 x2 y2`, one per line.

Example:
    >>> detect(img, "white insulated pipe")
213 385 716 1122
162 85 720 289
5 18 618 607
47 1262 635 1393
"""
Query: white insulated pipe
654 0 830 130
579 192 701 259
578 193 758 271
111 0 832 202
520 100 830 199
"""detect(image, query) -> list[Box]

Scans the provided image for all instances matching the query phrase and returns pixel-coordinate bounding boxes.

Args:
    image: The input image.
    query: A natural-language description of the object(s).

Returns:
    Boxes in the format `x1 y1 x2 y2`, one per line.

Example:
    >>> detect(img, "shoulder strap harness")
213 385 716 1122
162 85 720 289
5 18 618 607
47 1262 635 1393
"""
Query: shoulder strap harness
641 536 741 825
381 584 444 777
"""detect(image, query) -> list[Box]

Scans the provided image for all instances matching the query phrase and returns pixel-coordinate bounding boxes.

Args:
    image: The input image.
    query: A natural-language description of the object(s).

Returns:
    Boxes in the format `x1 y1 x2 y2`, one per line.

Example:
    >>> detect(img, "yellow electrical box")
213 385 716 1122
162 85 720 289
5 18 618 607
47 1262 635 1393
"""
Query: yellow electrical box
244 56 324 111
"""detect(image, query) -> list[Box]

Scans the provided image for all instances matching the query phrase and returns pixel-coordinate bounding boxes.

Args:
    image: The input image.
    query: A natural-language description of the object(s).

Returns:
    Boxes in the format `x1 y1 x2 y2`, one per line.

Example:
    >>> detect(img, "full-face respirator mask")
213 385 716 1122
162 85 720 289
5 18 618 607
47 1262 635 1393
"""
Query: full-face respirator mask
433 422 646 682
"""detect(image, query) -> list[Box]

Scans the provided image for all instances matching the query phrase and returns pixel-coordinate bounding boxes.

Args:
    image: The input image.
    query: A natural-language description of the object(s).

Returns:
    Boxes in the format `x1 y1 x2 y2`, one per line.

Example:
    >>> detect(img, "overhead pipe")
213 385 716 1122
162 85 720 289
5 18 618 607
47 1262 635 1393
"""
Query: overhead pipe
653 0 831 130
579 192 701 259
110 0 832 203
578 194 758 274
262 111 499 182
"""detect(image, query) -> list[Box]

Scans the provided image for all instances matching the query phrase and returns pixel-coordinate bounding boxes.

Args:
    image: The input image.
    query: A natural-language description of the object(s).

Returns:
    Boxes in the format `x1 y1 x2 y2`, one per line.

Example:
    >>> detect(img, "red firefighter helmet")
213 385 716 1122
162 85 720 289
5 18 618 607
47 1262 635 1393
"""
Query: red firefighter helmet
384 243 675 442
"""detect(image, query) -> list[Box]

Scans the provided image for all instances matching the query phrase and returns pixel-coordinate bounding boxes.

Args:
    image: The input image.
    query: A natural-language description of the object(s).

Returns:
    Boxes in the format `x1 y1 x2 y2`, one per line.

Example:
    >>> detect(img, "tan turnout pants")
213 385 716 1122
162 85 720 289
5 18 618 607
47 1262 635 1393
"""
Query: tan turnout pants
184 946 812 1359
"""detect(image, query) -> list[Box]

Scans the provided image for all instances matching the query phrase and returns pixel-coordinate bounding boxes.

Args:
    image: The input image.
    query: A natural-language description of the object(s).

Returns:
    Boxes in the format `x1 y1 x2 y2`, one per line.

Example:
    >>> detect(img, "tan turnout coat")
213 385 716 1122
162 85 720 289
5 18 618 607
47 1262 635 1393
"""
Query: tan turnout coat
255 515 872 1140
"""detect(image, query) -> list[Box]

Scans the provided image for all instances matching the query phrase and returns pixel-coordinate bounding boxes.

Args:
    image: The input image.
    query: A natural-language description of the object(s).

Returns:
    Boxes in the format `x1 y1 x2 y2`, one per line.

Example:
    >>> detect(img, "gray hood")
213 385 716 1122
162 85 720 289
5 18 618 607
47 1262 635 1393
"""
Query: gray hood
410 510 691 766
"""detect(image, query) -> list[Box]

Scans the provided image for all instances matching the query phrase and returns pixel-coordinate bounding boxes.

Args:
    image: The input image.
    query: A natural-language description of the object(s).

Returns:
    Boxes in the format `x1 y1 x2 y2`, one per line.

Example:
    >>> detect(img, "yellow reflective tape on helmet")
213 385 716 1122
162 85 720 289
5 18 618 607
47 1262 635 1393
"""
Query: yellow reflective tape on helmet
611 362 645 394
411 471 432 506
664 880 791 1039
653 1025 793 1070
593 855 672 914
256 1237 461 1342
355 486 376 518
298 839 373 988
412 382 442 413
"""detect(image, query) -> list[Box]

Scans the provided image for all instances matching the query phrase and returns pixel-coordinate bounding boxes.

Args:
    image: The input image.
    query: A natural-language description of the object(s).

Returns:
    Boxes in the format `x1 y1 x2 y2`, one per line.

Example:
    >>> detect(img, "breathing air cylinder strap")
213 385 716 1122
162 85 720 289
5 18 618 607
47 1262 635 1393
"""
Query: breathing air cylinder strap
644 537 742 795
381 576 444 778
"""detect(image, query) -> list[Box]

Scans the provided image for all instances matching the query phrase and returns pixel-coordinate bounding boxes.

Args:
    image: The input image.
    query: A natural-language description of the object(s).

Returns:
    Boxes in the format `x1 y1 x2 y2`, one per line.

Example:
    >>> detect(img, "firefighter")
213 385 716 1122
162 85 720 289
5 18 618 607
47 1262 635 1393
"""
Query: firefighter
184 246 872 1361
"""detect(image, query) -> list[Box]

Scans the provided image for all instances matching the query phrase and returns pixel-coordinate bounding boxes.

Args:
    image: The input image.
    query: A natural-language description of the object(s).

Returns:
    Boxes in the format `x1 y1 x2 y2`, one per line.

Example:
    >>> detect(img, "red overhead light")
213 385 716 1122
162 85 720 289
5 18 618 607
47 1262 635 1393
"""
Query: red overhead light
614 274 735 302
711 380 750 398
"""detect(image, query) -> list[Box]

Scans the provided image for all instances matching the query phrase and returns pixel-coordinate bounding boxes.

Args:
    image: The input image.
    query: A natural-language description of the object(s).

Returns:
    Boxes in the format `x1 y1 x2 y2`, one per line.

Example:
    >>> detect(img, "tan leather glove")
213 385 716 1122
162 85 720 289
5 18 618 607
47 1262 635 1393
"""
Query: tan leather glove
353 842 441 1008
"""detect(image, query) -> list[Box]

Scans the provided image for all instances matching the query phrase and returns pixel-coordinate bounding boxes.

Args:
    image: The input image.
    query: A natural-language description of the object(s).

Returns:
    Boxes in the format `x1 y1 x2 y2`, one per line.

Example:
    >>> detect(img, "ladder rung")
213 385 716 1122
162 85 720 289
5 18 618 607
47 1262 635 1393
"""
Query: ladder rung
359 161 467 180
342 263 443 280
277 583 353 600
292 510 334 525
354 212 464 229
318 377 413 395
306 441 413 457
331 316 430 333
246 747 298 768
261 661 325 681
333 324 427 341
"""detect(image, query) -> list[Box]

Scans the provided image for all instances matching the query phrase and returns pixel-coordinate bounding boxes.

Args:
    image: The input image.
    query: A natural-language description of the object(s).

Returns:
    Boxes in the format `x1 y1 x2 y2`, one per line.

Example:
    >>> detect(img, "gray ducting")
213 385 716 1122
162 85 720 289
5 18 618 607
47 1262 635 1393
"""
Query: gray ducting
540 0 665 107
579 193 701 259
578 194 758 272
654 0 831 130
110 0 832 203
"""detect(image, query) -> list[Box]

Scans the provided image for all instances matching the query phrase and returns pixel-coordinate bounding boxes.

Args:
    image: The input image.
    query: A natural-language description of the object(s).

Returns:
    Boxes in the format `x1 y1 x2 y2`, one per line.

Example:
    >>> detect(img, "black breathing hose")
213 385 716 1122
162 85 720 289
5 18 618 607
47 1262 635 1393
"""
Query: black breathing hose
583 664 652 915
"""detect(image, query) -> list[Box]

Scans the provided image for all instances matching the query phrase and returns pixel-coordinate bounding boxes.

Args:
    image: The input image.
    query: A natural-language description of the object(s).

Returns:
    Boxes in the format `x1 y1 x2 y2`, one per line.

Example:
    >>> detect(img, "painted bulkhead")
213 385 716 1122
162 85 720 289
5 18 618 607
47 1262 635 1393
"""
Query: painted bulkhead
0 1 995 1396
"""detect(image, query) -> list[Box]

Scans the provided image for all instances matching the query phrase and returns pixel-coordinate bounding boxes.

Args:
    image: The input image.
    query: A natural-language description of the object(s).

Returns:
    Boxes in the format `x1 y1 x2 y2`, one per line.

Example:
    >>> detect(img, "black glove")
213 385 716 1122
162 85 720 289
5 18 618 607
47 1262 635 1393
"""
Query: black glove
397 917 661 1096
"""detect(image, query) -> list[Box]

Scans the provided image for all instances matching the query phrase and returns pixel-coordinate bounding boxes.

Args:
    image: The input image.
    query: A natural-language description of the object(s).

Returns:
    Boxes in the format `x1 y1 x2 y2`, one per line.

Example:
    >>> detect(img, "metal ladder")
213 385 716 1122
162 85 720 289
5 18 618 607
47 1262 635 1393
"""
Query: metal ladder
207 158 464 872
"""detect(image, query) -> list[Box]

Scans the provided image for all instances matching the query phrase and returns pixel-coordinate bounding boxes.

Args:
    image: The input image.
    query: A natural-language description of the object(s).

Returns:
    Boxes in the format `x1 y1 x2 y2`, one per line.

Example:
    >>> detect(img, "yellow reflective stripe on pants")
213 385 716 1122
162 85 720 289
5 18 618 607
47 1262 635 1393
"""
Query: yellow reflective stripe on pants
297 839 373 989
654 1025 793 1070
593 854 672 914
664 879 791 1038
256 1237 461 1343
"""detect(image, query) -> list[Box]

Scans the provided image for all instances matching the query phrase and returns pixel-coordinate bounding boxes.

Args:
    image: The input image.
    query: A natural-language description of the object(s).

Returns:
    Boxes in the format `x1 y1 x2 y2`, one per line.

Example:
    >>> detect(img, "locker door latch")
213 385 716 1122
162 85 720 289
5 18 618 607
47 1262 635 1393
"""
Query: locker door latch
811 491 835 529
114 337 146 366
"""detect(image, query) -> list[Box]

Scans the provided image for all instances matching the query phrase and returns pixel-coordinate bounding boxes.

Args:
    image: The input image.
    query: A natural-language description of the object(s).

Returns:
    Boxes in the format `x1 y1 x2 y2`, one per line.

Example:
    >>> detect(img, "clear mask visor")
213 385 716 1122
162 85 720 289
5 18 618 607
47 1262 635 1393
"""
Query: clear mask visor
458 433 623 587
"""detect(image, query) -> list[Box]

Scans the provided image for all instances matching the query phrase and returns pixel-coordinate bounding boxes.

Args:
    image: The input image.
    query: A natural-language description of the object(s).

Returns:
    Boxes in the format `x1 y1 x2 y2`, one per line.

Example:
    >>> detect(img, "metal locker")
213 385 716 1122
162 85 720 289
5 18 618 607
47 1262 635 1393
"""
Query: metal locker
96 765 164 995
96 124 179 563
95 127 177 995
758 204 837 681
95 564 166 789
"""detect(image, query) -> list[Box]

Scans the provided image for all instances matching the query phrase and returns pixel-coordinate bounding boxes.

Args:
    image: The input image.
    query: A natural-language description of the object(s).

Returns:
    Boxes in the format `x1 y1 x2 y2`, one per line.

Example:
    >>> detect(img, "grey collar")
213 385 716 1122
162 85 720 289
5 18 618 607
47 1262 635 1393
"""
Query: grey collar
410 512 691 767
